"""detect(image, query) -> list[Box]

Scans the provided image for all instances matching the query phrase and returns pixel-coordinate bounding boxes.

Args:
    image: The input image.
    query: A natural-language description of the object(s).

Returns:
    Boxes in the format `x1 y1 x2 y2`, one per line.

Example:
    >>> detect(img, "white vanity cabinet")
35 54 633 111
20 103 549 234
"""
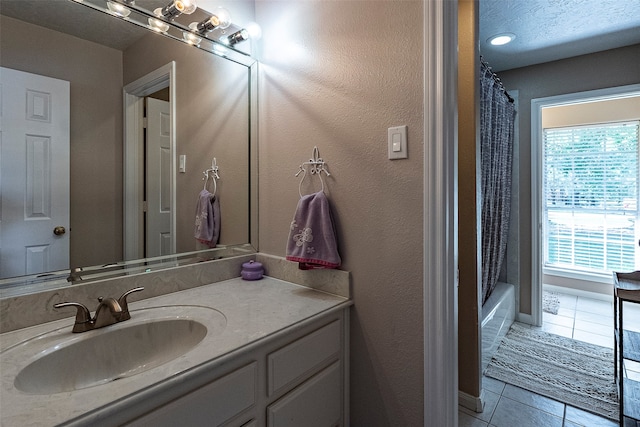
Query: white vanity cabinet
124 307 349 427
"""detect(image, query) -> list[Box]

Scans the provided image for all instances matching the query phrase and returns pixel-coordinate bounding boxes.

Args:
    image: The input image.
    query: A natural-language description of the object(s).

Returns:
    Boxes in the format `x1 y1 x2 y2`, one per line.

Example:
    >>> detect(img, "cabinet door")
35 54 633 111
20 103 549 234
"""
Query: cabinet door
267 361 342 427
126 363 257 427
268 320 341 396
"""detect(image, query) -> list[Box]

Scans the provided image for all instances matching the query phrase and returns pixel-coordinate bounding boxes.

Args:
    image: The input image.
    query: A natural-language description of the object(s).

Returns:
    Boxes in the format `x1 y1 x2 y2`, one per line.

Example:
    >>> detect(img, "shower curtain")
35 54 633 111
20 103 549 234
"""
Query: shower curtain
480 59 516 306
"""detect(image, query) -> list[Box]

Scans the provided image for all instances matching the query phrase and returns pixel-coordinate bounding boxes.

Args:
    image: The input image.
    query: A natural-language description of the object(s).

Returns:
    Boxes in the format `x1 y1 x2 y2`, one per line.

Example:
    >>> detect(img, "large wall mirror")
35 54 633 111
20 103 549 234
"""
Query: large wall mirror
0 0 258 291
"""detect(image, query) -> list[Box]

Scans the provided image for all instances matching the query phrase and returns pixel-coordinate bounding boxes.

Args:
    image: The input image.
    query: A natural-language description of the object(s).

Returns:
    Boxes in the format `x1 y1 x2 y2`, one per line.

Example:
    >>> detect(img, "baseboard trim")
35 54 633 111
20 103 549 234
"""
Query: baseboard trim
458 389 484 413
544 284 611 302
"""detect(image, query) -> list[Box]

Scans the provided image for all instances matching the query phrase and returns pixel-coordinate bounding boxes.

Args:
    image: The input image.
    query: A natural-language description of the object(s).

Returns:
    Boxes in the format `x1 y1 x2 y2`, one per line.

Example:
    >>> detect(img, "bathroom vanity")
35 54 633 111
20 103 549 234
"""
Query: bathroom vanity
0 258 351 427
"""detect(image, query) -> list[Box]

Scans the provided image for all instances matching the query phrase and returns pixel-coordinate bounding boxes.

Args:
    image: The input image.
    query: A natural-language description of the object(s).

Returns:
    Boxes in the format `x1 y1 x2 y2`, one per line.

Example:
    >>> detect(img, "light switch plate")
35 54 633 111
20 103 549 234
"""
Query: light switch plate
388 125 408 160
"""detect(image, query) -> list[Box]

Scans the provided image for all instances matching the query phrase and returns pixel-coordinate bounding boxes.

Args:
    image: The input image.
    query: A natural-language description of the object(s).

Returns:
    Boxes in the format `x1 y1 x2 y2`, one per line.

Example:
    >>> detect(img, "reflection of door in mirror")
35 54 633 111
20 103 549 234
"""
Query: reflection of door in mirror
146 96 172 257
123 62 175 261
0 67 70 278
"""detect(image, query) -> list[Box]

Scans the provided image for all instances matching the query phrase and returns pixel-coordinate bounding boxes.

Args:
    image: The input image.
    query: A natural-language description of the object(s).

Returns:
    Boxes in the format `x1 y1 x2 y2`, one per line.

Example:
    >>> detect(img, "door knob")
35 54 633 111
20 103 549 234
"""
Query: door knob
53 226 66 236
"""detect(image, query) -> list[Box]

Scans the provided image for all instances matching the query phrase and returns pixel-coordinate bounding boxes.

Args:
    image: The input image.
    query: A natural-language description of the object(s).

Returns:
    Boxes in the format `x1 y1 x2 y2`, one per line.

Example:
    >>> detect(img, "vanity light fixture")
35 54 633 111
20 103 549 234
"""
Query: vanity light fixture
154 0 197 21
148 17 170 33
488 33 516 46
106 1 131 17
223 28 249 46
189 8 231 34
182 31 202 46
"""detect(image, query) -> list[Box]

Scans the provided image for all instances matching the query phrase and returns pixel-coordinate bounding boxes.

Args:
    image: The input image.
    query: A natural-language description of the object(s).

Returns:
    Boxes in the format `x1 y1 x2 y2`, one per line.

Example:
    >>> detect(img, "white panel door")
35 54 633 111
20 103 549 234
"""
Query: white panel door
0 67 70 279
145 97 172 257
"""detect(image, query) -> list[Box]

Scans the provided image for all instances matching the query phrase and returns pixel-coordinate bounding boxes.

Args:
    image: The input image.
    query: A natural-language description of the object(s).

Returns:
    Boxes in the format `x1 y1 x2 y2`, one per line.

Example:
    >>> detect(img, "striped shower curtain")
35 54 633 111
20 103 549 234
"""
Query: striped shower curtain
480 60 516 305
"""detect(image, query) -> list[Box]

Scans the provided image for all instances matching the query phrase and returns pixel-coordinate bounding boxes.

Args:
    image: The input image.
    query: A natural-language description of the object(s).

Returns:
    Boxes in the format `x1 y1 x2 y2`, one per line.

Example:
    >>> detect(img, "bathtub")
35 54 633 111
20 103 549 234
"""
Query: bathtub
481 282 516 372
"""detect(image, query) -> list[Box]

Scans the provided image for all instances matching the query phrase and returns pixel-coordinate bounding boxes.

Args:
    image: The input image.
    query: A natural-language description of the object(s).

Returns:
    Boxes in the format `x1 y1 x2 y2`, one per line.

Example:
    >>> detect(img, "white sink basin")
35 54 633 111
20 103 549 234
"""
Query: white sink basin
4 306 226 395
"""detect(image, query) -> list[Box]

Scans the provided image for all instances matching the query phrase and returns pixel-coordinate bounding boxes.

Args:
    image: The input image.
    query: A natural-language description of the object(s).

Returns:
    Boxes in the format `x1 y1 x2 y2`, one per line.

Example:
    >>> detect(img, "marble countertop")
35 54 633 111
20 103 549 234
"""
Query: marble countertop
0 276 350 427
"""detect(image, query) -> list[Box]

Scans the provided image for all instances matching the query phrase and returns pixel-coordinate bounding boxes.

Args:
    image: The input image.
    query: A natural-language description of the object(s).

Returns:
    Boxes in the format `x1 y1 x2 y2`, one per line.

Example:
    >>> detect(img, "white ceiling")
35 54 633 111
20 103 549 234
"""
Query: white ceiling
480 0 640 71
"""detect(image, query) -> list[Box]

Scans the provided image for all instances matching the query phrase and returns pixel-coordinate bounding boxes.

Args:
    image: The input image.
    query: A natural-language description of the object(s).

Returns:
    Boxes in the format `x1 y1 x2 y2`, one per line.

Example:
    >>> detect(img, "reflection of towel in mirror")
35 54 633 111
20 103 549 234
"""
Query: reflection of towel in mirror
286 191 341 269
194 189 220 248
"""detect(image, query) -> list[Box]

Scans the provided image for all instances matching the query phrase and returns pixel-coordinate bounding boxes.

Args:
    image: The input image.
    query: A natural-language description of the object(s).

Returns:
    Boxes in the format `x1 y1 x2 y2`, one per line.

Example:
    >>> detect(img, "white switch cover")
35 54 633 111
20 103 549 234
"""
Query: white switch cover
179 155 186 173
388 126 407 159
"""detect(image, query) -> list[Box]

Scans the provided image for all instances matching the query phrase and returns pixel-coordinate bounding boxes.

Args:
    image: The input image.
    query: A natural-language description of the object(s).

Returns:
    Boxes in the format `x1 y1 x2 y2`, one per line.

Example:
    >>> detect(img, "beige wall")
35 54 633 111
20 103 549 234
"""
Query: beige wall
499 43 640 314
256 1 425 424
543 95 640 128
457 0 482 400
0 15 124 268
123 33 251 254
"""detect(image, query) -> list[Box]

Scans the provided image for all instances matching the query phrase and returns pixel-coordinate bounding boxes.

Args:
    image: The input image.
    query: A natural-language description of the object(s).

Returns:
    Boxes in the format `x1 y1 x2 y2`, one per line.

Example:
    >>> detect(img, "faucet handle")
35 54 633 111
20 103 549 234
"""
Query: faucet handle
117 287 144 321
53 302 91 325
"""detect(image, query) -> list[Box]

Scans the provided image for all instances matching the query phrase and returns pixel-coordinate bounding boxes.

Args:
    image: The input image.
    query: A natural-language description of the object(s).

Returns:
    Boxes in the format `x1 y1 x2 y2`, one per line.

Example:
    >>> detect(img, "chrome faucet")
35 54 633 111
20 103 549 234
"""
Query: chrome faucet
54 287 144 333
66 267 83 282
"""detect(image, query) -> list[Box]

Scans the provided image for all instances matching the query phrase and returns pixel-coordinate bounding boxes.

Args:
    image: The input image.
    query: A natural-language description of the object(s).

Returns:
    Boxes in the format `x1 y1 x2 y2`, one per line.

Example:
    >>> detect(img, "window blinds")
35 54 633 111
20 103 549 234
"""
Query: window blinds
543 121 640 273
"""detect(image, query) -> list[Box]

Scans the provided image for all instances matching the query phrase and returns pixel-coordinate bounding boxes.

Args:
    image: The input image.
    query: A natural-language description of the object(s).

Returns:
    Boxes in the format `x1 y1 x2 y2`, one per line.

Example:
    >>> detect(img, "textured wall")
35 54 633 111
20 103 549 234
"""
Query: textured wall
256 1 425 425
499 44 640 315
0 15 124 268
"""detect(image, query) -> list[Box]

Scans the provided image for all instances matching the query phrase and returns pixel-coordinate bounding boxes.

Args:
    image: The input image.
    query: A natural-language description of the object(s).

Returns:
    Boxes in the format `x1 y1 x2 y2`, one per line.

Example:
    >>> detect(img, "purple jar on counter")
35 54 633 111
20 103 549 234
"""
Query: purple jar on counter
241 260 264 280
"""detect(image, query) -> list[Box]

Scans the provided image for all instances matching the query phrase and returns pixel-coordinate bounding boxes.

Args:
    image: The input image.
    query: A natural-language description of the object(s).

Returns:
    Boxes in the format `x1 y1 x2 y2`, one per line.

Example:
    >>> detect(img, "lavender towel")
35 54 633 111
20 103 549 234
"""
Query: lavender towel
286 191 341 269
194 189 220 248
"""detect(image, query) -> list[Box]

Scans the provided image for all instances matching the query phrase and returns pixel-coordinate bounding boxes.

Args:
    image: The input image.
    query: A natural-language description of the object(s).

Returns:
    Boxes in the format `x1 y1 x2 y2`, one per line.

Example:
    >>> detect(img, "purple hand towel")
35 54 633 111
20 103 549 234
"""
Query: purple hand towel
194 189 220 248
286 191 341 269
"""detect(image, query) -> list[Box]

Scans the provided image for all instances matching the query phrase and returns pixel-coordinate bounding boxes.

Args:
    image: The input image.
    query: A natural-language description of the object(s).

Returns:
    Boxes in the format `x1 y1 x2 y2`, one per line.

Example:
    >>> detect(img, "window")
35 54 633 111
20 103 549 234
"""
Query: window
543 121 640 276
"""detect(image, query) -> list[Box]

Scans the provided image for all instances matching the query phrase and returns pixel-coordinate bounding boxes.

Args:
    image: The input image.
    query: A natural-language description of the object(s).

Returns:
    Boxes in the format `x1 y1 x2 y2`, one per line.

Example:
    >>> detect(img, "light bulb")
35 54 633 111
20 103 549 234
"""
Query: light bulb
154 0 198 20
180 0 197 14
148 17 170 33
182 31 202 46
212 44 228 57
214 7 231 29
106 1 131 17
488 33 515 46
189 8 231 34
245 22 262 40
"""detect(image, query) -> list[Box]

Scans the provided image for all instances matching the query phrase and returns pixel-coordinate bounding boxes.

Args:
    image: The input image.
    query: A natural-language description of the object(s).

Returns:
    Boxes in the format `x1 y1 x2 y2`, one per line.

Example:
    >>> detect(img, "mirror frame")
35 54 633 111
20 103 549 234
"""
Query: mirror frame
0 0 258 295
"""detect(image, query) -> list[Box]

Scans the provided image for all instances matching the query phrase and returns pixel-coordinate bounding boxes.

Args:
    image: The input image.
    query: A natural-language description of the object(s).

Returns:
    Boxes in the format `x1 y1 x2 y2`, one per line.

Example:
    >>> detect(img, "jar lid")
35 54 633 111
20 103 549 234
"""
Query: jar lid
242 260 263 271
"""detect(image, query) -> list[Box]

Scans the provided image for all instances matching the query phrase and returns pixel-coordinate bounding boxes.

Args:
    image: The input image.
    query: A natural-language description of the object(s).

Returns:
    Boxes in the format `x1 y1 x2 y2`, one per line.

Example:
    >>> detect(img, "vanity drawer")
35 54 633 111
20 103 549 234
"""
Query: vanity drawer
267 320 341 397
267 361 342 427
126 362 257 427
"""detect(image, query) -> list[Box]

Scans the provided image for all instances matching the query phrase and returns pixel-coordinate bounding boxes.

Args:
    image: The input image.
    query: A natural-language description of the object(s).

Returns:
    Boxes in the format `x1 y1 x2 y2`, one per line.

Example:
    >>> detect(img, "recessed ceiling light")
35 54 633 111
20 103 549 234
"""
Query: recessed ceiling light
488 33 516 46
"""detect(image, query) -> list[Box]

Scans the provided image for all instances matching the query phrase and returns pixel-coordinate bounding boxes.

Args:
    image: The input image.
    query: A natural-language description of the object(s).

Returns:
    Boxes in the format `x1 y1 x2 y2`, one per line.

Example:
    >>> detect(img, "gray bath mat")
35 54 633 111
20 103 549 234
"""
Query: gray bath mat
485 322 618 421
542 291 560 315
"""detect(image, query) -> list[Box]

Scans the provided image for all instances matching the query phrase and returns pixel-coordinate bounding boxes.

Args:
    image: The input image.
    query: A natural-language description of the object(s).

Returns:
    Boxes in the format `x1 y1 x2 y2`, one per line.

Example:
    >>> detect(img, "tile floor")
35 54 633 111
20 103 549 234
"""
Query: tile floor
459 289 640 427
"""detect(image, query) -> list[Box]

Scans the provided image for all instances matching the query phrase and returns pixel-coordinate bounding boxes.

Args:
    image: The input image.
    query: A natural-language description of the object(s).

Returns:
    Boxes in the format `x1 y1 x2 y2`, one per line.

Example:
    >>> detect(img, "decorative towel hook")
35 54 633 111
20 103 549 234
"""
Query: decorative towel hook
295 146 331 197
209 157 220 179
203 157 220 196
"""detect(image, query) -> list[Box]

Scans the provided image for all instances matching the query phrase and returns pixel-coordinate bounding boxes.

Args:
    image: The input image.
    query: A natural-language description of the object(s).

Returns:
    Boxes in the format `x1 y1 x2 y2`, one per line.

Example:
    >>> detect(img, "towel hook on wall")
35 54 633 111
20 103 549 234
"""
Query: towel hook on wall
295 146 330 197
203 157 220 196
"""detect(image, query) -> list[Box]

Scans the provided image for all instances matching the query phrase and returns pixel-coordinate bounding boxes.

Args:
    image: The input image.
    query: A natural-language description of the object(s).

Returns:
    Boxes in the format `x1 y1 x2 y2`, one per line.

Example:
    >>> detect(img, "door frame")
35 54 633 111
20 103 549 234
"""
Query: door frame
423 0 459 425
123 62 176 260
530 82 640 326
